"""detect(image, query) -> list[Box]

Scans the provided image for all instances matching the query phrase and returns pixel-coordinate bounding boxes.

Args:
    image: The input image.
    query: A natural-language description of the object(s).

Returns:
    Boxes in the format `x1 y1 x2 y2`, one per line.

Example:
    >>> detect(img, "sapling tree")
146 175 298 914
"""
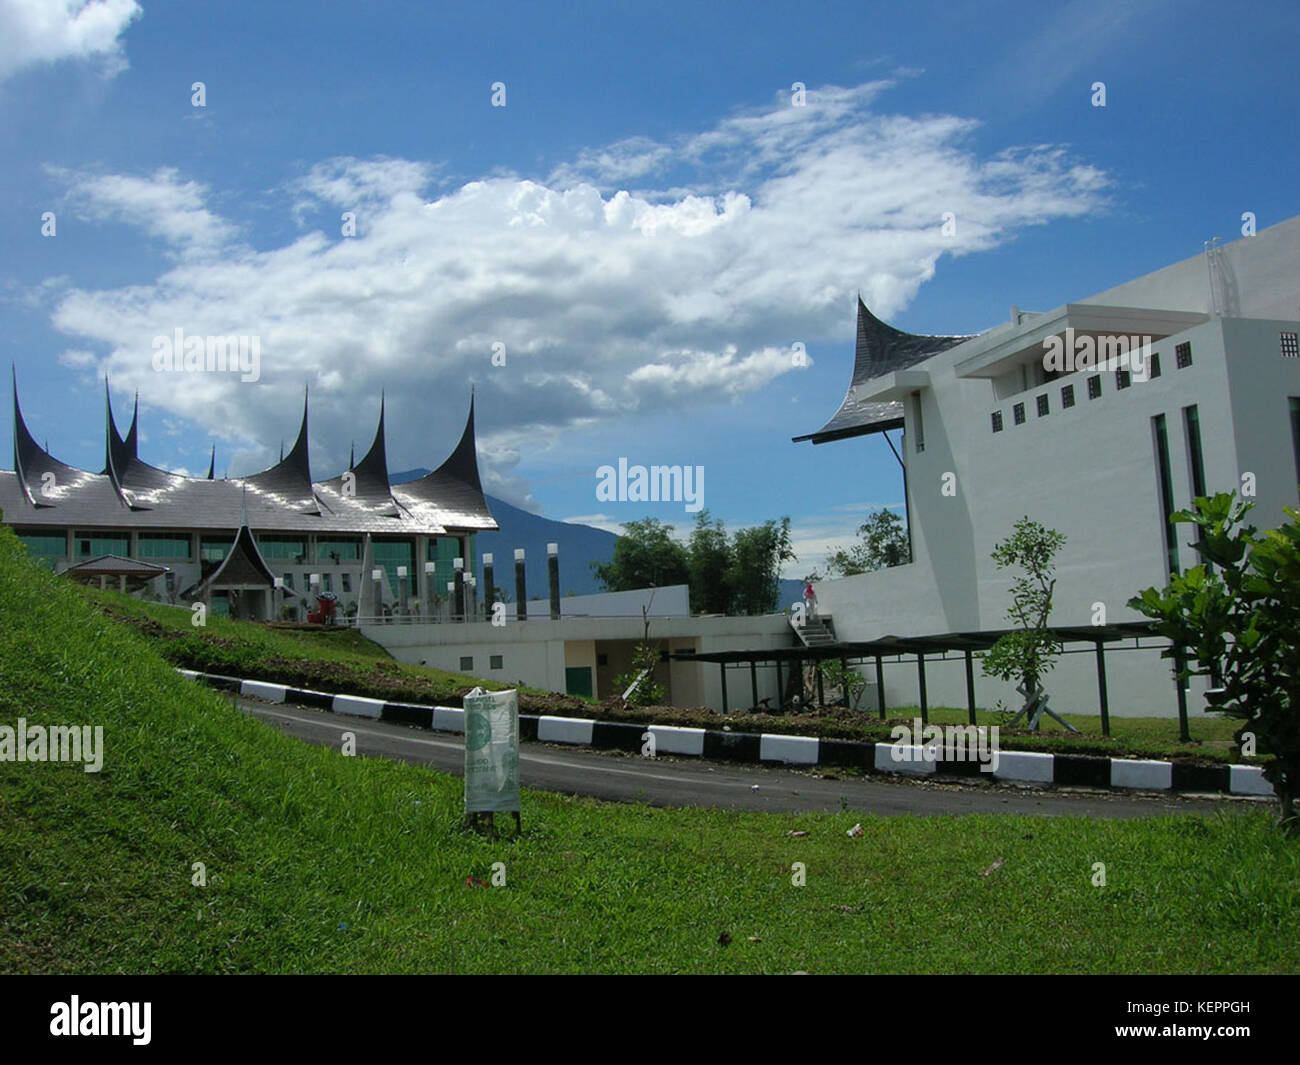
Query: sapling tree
1129 492 1300 836
981 517 1068 728
613 642 666 707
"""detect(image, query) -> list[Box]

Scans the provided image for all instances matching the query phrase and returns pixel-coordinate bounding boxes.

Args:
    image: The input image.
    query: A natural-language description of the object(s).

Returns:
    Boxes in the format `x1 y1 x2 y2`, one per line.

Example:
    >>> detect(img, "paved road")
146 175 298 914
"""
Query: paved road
238 697 1260 819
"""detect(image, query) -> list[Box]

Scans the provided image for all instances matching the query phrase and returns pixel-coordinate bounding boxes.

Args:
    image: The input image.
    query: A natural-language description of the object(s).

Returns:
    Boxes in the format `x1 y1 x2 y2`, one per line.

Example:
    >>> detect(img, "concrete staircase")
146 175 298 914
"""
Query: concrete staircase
792 613 837 648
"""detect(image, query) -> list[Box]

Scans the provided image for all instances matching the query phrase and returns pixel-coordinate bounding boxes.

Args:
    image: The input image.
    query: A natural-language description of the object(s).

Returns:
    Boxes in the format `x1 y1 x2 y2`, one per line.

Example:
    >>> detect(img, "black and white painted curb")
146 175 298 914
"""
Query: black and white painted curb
179 669 1276 799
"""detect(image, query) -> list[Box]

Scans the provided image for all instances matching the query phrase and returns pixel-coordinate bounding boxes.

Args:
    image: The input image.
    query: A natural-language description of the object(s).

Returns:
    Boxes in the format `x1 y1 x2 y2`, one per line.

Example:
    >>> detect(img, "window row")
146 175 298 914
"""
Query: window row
458 654 505 672
992 346 1184 433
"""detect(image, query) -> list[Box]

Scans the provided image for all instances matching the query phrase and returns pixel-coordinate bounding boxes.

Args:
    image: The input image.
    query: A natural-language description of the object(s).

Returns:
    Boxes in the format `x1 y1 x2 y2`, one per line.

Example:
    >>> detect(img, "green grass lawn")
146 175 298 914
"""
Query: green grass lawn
2 527 1298 973
83 584 1249 764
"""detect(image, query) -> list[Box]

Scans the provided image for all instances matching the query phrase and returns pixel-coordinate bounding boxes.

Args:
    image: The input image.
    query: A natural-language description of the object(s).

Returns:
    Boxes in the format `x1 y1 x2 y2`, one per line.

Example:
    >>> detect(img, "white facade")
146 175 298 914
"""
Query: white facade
809 217 1300 718
368 602 793 710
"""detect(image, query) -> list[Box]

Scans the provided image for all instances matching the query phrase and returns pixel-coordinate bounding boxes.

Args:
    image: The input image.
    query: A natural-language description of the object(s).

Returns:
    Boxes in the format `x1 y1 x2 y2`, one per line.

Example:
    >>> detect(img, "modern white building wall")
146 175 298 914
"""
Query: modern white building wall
366 611 792 711
809 217 1300 718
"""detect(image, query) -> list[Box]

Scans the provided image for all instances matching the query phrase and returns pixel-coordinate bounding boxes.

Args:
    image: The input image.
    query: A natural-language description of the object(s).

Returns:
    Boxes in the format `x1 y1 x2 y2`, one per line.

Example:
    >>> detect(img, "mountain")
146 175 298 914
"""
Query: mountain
389 470 617 599
391 469 806 610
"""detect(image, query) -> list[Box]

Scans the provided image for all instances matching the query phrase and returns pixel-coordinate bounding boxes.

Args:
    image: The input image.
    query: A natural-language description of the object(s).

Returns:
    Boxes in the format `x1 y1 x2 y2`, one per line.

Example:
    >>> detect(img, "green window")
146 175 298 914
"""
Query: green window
1153 414 1180 576
255 535 306 561
317 538 361 563
137 534 192 560
1290 398 1300 500
201 536 233 562
373 539 415 597
17 532 67 569
76 532 129 559
425 536 476 598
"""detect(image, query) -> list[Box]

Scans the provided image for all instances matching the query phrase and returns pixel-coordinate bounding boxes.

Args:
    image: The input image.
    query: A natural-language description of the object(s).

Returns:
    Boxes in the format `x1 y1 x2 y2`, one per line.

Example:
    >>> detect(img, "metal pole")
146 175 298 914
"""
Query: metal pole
815 659 825 708
775 657 783 710
1095 641 1111 737
750 659 758 710
964 649 976 725
720 661 728 713
1174 645 1190 742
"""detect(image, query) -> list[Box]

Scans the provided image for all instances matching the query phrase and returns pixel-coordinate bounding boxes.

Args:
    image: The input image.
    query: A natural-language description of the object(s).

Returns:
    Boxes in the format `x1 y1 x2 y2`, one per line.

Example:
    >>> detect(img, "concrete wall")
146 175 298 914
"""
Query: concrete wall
366 612 792 711
811 219 1300 718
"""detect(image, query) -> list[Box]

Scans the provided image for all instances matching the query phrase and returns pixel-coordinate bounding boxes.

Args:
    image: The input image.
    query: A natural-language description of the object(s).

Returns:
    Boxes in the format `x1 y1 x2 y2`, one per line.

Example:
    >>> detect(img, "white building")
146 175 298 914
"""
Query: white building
796 216 1300 718
369 584 796 708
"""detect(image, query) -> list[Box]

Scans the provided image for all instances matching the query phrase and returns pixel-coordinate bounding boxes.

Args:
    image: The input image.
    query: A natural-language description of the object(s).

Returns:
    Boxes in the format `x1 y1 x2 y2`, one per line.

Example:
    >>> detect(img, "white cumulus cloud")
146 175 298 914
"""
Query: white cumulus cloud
0 0 141 83
43 82 1109 500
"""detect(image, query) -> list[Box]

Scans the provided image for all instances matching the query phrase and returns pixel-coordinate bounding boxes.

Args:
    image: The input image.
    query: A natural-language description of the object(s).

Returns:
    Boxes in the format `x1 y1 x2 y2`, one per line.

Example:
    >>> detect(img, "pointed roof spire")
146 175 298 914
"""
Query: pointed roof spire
323 393 399 514
11 367 83 507
793 296 973 445
206 444 215 480
392 392 495 529
244 387 317 513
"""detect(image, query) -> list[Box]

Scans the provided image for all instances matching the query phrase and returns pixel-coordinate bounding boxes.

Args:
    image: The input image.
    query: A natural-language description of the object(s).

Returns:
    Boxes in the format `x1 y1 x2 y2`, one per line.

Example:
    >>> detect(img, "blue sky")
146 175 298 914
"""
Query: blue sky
2 0 1297 575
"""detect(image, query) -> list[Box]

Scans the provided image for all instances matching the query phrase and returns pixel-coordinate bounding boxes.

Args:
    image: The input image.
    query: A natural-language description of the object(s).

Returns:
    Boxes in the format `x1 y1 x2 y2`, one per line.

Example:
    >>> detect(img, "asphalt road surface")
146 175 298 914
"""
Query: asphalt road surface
238 696 1261 819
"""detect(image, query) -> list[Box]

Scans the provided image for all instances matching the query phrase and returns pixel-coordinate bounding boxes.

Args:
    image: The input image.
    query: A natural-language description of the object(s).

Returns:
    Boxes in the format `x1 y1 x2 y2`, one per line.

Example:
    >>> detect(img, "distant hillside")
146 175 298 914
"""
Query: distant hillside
391 469 804 610
389 470 617 599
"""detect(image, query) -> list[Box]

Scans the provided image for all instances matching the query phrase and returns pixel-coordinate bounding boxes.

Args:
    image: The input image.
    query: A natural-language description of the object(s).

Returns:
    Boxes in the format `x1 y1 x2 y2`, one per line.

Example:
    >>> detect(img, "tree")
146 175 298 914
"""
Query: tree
1129 493 1300 835
593 517 689 592
613 642 666 707
727 517 795 617
818 508 910 578
980 517 1069 728
687 510 733 615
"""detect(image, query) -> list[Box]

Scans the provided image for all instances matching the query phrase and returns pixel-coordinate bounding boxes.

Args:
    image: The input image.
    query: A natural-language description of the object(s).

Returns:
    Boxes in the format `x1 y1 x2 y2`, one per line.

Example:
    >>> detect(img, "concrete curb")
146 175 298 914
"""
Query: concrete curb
179 669 1275 799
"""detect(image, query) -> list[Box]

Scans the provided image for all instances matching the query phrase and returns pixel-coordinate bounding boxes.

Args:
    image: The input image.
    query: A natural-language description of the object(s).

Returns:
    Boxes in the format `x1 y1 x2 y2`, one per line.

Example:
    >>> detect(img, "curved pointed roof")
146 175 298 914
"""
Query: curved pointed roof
103 385 191 507
2 378 491 536
11 369 99 507
244 391 318 513
319 395 401 516
793 297 972 445
393 394 496 530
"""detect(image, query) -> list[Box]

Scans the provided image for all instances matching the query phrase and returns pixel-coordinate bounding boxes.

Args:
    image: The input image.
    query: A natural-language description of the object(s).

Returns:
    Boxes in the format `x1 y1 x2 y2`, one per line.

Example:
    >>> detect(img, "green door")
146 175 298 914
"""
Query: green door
564 666 593 698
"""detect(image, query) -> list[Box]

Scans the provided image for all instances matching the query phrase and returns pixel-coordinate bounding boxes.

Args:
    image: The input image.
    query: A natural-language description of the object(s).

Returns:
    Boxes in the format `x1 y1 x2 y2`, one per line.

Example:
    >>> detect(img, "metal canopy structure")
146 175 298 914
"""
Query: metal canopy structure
670 620 1182 738
792 297 973 445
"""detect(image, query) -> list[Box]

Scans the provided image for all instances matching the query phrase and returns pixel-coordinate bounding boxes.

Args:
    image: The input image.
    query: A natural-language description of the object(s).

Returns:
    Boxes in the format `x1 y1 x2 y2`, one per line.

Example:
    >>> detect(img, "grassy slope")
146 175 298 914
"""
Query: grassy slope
2 530 1296 974
86 585 1246 763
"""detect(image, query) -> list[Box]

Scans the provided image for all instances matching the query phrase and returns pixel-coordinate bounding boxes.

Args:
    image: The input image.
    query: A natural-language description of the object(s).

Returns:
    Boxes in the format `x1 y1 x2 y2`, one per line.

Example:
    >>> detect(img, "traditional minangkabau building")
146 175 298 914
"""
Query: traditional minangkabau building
1 377 496 620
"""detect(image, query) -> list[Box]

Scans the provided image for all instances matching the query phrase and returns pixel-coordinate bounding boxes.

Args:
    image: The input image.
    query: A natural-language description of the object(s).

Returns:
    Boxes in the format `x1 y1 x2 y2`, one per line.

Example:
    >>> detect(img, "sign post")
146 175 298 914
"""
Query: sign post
463 687 521 837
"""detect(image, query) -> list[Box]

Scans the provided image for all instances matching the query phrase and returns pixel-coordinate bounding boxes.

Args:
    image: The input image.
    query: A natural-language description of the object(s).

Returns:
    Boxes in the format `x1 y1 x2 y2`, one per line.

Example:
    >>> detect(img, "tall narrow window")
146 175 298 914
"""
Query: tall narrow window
912 391 925 453
1290 398 1300 498
1184 404 1210 569
1153 414 1180 575
1183 405 1207 500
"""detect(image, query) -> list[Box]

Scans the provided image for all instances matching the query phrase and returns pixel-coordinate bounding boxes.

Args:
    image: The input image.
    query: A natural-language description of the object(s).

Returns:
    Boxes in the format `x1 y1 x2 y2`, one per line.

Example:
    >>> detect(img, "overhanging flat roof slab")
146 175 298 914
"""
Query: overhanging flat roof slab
953 304 1209 379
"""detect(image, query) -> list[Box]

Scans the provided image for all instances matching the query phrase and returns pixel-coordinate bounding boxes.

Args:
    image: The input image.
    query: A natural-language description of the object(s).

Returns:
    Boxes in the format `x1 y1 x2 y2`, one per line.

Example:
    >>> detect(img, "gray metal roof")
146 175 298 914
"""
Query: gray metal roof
793 298 973 445
2 378 498 538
